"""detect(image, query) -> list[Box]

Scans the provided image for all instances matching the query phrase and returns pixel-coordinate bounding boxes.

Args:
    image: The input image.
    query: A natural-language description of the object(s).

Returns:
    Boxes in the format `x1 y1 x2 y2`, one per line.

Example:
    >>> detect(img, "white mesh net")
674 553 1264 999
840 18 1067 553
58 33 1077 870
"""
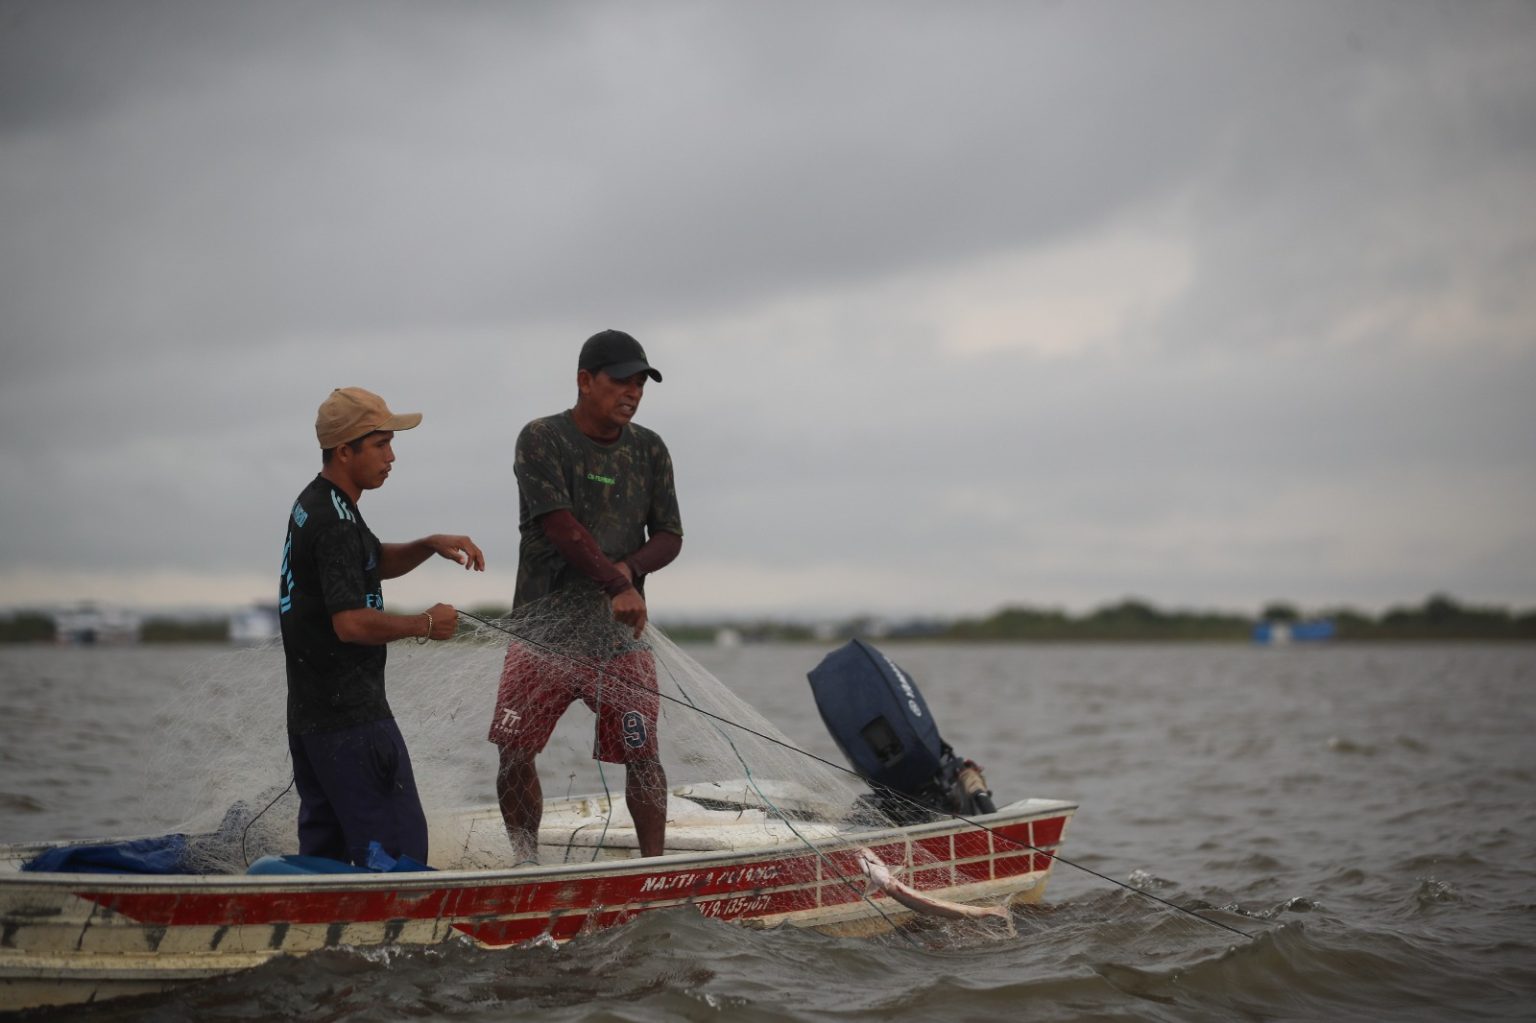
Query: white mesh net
140 588 1027 937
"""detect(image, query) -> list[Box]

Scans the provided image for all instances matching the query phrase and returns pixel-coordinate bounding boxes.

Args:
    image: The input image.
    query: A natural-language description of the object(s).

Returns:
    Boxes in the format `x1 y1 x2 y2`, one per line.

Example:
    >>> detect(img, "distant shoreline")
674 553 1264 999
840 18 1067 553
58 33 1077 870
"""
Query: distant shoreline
665 594 1535 645
4 593 1532 645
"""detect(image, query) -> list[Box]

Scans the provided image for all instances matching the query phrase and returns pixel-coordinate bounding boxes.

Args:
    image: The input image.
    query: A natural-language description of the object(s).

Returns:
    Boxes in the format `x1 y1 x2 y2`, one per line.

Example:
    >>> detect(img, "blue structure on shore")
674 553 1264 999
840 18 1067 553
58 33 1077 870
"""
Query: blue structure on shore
1252 618 1336 645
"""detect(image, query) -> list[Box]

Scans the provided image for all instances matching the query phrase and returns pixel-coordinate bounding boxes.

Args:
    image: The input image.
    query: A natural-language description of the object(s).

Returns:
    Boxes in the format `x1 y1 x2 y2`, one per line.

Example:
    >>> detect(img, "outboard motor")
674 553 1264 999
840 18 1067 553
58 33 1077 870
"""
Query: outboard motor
808 639 995 824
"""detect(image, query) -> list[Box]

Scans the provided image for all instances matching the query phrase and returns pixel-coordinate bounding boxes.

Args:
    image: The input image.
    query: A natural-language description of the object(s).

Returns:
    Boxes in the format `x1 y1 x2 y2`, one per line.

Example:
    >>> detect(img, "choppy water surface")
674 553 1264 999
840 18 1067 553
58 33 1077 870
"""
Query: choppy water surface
2 642 1534 1021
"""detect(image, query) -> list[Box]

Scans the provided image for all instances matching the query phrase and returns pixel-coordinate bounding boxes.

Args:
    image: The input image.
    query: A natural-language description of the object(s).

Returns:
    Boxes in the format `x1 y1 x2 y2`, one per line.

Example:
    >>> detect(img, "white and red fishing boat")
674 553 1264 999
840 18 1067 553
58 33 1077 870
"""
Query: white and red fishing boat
2 635 1080 1011
0 783 1076 1011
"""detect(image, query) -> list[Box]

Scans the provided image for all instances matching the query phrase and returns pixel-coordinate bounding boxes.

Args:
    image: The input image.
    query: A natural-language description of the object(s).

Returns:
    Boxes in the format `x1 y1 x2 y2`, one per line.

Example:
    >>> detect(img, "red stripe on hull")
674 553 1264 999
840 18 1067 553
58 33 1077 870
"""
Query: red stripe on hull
76 814 1071 932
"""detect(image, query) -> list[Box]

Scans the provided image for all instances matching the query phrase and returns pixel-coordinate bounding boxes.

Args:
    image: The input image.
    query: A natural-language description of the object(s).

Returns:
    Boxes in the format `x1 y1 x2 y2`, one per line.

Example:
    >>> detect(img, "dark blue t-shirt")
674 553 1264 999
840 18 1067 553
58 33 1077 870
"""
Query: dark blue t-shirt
278 475 391 735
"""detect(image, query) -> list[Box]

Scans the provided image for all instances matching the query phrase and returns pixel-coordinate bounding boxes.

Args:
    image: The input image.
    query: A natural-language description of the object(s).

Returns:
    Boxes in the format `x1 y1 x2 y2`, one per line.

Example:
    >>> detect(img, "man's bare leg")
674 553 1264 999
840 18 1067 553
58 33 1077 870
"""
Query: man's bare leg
495 746 542 864
626 758 668 857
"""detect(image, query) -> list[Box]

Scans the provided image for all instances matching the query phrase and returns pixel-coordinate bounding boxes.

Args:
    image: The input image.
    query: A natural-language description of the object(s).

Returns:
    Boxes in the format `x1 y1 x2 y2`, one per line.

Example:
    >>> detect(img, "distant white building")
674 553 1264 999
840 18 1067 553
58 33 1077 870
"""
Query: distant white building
52 604 139 646
230 604 281 645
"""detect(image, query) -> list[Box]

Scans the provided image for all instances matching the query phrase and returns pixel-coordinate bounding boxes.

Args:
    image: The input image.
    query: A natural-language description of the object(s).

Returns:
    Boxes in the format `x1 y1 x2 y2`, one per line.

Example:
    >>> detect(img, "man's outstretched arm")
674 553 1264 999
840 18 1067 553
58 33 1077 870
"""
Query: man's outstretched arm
379 534 485 579
332 603 458 644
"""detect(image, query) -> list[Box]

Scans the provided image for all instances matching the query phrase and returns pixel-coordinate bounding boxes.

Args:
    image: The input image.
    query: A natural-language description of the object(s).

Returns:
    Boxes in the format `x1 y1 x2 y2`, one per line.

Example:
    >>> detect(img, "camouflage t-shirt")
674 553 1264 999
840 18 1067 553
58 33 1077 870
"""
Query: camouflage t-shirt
513 411 684 607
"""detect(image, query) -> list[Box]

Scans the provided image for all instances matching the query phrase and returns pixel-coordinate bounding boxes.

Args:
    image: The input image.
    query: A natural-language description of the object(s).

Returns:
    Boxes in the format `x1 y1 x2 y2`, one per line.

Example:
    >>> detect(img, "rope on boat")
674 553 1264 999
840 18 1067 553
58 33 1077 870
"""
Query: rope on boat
240 776 296 867
456 609 1256 943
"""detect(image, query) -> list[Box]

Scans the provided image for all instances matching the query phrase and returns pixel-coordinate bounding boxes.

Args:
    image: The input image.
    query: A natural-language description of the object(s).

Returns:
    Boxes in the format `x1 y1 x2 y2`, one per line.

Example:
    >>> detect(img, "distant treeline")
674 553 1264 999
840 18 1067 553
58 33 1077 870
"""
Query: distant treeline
2 594 1533 644
941 595 1536 642
944 600 1251 642
137 617 230 643
0 612 54 643
0 613 229 644
1306 595 1536 642
659 594 1536 644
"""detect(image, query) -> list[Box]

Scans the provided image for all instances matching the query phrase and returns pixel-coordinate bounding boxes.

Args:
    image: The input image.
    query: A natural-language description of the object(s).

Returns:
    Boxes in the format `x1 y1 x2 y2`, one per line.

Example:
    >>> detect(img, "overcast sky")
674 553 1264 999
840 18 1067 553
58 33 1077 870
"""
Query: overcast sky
2 0 1533 620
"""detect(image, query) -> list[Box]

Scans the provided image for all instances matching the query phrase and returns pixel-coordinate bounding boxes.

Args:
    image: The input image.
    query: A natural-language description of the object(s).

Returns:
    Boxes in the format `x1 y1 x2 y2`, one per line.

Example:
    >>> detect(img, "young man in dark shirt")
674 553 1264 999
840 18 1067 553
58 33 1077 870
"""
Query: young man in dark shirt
489 331 683 862
280 386 485 866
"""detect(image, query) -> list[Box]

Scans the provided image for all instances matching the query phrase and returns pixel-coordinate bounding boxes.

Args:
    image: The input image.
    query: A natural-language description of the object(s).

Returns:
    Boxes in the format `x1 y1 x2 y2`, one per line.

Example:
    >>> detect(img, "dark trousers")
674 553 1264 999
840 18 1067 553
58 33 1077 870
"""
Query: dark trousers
288 718 429 866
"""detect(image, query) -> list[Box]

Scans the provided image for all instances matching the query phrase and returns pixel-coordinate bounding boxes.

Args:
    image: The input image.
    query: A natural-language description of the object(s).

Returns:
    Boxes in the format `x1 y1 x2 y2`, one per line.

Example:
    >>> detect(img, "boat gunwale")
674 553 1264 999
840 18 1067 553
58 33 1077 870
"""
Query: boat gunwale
1 797 1077 893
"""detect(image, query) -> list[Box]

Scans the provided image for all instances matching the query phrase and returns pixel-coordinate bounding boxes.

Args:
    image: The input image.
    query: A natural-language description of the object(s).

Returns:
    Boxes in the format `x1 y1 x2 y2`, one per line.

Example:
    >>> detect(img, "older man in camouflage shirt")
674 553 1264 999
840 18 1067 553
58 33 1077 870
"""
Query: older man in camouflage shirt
489 330 683 861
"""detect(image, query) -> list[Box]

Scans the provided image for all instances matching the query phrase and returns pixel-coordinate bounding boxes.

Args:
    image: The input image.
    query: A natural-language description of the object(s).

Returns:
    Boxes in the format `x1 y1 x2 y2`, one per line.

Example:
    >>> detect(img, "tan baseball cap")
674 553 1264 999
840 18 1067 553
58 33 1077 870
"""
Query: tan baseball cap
315 387 422 448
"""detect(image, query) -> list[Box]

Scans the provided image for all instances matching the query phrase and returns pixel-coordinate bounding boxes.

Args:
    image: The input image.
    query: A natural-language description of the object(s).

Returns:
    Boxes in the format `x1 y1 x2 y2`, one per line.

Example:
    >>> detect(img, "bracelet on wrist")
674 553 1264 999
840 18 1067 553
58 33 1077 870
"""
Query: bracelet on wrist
416 612 432 645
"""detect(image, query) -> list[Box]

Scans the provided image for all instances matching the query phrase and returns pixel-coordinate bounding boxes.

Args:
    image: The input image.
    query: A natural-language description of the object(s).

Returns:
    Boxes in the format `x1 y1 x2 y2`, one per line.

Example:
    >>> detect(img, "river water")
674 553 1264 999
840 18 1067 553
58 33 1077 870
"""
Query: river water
2 641 1533 1021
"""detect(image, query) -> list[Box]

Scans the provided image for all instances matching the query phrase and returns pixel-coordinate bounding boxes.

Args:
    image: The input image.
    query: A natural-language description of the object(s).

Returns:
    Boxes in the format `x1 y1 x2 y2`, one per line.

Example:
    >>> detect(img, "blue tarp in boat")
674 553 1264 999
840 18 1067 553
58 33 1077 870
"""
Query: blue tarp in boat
23 835 433 876
21 834 195 875
246 840 434 875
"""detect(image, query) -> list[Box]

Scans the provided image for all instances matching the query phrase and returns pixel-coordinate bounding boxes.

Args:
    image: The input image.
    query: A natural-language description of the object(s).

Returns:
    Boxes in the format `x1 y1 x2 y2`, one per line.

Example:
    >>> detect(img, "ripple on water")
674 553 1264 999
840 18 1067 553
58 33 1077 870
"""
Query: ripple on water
1409 877 1461 911
0 792 45 813
1202 852 1285 873
1326 735 1379 755
1391 850 1487 873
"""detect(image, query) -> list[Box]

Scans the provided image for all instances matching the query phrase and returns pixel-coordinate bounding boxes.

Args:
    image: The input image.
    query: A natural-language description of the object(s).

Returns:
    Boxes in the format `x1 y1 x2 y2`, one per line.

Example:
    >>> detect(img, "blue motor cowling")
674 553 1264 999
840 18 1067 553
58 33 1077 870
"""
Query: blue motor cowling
807 639 994 823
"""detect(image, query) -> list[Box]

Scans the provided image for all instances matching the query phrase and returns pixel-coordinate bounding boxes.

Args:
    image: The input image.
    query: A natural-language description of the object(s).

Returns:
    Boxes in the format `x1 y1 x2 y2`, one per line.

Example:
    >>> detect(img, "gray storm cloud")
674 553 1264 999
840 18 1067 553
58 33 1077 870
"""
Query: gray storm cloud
2 0 1533 616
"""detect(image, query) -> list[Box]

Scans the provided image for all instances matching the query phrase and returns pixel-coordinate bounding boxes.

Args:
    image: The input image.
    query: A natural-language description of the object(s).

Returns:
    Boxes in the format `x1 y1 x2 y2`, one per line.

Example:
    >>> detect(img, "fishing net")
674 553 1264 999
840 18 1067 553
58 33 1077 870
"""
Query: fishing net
140 587 1037 938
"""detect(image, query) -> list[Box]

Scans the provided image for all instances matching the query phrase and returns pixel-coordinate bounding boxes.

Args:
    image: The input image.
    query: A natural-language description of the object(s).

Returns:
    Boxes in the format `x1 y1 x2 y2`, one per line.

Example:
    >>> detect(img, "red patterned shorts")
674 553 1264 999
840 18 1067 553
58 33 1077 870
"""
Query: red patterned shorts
487 642 659 763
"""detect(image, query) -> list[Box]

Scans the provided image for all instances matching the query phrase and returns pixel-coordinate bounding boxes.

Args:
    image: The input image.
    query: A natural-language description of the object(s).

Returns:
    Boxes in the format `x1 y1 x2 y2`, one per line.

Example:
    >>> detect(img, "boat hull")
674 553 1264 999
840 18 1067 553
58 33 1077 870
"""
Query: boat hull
0 798 1074 1011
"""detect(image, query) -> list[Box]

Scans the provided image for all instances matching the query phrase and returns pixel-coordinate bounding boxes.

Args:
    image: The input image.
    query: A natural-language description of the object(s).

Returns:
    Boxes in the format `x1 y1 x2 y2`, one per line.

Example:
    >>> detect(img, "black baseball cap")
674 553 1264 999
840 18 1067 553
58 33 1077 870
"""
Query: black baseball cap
578 329 662 382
